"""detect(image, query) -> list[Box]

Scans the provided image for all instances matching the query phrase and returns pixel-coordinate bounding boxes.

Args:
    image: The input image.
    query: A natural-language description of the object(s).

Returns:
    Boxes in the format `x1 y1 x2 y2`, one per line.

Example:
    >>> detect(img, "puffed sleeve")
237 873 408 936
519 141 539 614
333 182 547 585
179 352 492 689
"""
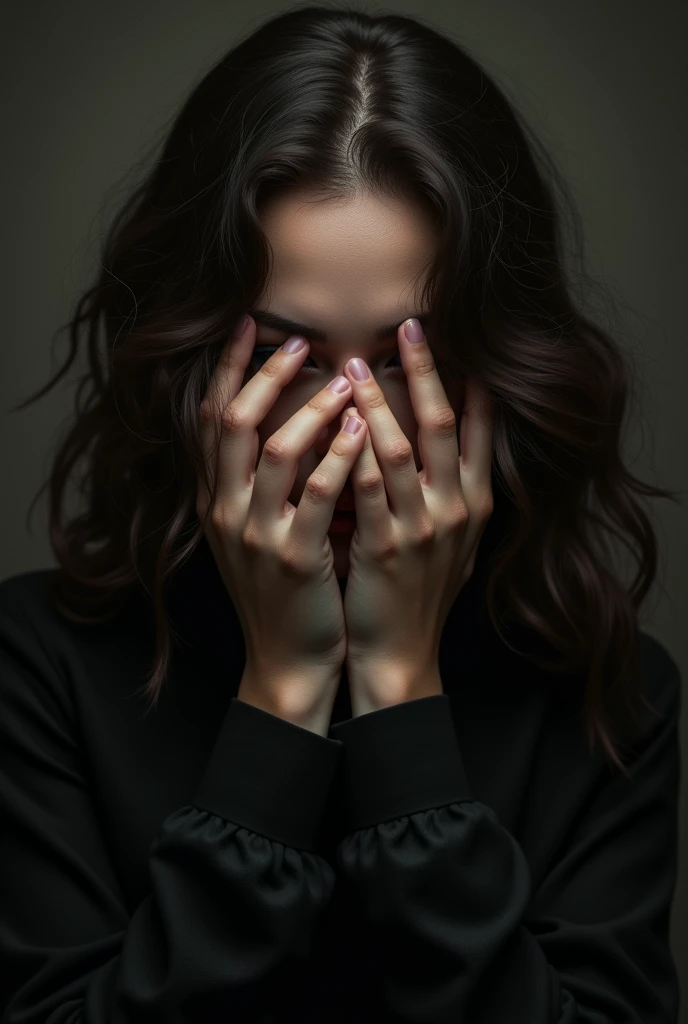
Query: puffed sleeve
0 592 343 1022
329 658 681 1023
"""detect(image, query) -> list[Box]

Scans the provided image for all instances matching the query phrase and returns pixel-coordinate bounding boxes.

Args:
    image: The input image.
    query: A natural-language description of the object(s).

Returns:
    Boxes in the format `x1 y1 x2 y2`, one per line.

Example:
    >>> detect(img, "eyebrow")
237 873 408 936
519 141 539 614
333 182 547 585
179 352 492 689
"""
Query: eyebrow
247 308 432 343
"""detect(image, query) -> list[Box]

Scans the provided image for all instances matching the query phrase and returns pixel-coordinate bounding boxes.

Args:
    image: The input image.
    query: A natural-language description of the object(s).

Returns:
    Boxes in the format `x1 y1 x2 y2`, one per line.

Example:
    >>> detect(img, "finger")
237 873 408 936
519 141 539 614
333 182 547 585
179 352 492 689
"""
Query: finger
198 314 257 516
398 318 462 504
290 407 368 548
209 324 315 522
343 348 425 526
345 407 393 544
248 375 360 532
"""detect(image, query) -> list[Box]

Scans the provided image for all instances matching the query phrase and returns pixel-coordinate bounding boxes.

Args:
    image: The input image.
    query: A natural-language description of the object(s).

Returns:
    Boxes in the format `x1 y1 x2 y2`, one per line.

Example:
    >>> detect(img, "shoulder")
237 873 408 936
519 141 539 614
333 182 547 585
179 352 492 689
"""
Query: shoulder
0 569 76 724
0 567 150 710
0 568 63 644
0 567 148 642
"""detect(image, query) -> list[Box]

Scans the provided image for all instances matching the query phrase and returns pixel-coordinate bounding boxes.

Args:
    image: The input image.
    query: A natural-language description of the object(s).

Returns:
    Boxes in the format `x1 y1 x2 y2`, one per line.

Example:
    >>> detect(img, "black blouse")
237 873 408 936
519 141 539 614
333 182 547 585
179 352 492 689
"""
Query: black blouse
0 537 681 1022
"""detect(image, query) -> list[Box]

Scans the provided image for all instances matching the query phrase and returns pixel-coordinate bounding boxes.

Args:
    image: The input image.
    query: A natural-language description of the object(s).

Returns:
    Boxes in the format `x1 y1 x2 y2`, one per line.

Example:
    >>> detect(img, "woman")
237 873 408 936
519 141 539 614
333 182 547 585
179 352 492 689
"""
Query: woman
0 6 681 1022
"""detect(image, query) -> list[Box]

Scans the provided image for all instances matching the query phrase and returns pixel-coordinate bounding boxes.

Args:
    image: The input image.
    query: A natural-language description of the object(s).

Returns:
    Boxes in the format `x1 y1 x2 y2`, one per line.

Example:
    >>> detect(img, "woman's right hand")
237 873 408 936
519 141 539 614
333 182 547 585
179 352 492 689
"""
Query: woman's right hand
197 313 367 728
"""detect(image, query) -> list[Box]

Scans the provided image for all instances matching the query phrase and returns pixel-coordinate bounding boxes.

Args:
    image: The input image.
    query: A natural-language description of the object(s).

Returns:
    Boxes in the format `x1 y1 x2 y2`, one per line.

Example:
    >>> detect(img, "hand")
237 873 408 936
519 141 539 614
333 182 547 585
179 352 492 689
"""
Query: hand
341 318 495 711
197 314 368 727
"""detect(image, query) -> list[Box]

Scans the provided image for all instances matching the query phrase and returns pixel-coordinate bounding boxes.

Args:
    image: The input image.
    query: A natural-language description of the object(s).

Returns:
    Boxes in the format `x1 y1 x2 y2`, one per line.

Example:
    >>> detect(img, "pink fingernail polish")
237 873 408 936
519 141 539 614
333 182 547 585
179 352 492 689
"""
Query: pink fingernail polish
347 358 370 381
281 335 307 353
404 318 425 344
327 375 350 394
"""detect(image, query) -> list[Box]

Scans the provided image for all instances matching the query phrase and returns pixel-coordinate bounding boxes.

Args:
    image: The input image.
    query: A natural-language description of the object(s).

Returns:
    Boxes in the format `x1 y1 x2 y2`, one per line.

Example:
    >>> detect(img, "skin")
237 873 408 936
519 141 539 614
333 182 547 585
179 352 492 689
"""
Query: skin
242 188 466 580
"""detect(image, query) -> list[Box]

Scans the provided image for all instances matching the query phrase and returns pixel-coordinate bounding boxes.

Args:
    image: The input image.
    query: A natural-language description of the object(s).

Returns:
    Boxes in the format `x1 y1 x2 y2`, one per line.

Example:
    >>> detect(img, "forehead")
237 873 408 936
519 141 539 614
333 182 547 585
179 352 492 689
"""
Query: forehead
257 189 438 314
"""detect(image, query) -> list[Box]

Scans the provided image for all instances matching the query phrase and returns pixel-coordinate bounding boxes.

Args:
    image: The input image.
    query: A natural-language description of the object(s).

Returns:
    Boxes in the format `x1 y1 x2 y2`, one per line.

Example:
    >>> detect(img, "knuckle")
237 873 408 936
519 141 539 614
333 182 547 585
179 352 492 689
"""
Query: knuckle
210 503 230 533
386 437 414 468
448 499 469 527
261 434 290 467
428 406 457 436
413 353 437 379
199 399 214 424
279 544 310 580
306 392 328 415
366 390 387 411
240 520 263 553
220 401 246 433
259 360 281 381
376 538 400 565
414 517 436 545
329 435 353 460
358 471 384 498
304 472 331 502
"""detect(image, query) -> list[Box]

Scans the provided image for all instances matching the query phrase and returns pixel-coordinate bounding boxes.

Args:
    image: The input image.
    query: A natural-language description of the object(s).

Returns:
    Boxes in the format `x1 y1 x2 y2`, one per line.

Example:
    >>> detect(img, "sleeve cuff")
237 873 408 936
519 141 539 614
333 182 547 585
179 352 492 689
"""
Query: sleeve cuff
328 693 473 836
193 697 343 853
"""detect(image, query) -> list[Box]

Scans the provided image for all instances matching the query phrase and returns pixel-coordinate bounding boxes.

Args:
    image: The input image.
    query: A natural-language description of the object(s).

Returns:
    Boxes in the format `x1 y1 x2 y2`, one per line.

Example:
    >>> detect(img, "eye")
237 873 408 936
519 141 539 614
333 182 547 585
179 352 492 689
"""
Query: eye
249 345 403 371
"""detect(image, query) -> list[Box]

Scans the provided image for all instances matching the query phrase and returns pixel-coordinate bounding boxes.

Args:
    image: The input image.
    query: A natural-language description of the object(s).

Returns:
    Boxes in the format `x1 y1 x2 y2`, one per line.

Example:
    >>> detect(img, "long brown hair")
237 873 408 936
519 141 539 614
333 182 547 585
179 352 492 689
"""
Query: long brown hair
10 5 680 775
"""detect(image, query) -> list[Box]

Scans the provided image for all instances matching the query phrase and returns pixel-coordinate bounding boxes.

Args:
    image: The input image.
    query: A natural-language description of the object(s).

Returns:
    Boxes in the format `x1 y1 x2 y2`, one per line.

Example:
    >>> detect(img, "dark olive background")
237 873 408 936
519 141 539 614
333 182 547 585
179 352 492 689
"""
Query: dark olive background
2 1 686 1012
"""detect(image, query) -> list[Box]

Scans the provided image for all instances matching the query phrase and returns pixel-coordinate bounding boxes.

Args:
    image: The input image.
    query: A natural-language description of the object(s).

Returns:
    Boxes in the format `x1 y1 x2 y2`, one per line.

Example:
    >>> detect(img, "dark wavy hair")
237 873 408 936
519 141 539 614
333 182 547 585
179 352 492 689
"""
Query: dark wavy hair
11 4 680 775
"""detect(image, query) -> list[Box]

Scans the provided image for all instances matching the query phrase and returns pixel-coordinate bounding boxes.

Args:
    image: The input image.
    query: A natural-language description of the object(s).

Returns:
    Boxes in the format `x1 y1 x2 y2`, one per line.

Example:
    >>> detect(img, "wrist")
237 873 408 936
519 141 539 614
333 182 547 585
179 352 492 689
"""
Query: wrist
347 661 444 717
237 667 342 738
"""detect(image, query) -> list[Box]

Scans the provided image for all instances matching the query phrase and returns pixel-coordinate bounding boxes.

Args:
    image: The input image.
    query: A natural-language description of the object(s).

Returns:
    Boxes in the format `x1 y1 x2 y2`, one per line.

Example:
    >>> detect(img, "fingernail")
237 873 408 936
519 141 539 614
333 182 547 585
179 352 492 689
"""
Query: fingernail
404 318 425 344
327 375 350 393
344 416 362 434
347 358 370 381
281 335 307 353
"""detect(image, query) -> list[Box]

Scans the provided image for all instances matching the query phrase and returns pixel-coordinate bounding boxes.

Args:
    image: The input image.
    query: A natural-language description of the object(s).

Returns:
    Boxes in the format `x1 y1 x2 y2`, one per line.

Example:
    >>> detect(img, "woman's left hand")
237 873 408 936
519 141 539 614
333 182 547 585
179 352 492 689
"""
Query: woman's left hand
342 318 494 713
